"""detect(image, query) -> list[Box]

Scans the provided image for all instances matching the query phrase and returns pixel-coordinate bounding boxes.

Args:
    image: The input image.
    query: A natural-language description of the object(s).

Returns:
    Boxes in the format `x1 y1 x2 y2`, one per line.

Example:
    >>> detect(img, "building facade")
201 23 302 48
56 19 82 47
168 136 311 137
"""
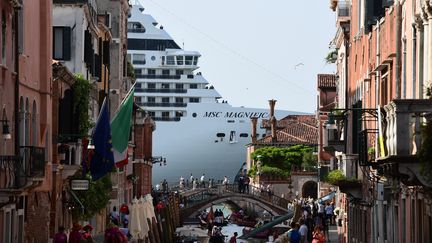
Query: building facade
324 1 432 242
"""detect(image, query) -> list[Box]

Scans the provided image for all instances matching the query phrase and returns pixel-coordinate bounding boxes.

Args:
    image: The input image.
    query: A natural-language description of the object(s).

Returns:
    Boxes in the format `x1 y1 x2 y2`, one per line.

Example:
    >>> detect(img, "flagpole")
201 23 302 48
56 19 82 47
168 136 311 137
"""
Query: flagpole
111 82 137 120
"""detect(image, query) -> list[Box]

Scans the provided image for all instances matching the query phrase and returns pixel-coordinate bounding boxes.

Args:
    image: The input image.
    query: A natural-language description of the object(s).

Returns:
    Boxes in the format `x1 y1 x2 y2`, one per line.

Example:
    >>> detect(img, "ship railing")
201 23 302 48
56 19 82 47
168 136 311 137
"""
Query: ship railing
139 102 187 107
140 88 187 94
151 117 181 122
127 28 146 33
135 74 181 79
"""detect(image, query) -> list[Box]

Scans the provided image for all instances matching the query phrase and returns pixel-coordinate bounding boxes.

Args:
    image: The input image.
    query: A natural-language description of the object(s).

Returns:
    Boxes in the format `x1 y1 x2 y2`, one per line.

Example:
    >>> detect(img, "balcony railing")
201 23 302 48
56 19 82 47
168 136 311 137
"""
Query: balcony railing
135 74 181 79
358 129 378 166
151 117 181 122
138 88 187 94
0 156 22 189
138 102 187 107
20 146 45 178
382 99 432 157
127 28 146 33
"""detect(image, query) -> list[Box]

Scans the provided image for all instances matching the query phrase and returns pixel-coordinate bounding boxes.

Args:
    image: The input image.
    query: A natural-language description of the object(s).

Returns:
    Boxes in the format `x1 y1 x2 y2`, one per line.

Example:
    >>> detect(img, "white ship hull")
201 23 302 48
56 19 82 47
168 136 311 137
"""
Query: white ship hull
151 102 298 184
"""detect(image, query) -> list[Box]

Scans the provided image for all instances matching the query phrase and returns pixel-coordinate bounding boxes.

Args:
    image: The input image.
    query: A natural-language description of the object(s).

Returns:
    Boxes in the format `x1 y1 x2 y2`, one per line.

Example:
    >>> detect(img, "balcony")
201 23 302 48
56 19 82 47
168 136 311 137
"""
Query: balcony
151 117 181 122
20 146 45 179
358 129 378 166
376 99 432 187
128 28 146 33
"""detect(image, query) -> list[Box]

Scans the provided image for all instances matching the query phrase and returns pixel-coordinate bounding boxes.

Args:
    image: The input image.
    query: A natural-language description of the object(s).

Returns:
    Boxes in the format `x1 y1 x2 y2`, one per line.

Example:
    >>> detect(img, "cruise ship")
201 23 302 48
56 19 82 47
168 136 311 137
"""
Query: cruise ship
128 4 300 184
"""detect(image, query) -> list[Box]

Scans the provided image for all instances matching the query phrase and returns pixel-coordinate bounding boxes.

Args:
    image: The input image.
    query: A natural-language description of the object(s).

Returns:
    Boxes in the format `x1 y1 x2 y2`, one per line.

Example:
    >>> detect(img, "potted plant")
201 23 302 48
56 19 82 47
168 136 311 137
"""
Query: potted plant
368 147 375 161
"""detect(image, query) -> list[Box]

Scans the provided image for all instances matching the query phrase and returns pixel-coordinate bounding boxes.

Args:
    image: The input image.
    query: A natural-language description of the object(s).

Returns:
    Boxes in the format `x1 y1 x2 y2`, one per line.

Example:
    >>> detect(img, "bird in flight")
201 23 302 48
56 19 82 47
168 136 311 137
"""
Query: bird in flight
294 63 304 69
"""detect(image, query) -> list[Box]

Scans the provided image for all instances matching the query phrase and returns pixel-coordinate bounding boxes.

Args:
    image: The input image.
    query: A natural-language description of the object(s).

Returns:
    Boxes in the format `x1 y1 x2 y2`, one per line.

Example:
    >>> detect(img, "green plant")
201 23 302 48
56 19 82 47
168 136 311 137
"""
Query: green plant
127 60 136 84
302 151 318 168
69 171 112 220
325 50 338 64
368 147 375 154
325 170 346 184
72 74 93 137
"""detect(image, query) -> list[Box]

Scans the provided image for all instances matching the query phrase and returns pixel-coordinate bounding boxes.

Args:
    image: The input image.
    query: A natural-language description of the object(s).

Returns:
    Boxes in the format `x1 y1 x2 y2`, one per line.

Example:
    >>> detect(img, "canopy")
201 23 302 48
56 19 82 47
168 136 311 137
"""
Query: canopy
318 191 336 203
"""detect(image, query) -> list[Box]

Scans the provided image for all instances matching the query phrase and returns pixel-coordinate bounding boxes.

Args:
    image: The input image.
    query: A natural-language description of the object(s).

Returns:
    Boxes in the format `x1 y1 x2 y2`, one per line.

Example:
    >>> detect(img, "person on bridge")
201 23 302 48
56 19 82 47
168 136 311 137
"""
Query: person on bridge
200 173 206 188
190 173 194 184
244 175 250 193
192 178 197 190
179 176 185 189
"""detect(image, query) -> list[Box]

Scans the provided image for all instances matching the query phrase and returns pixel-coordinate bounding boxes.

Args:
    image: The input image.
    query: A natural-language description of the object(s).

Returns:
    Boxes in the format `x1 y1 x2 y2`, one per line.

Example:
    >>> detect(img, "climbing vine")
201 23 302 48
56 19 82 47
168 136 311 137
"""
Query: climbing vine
72 74 93 137
127 60 136 83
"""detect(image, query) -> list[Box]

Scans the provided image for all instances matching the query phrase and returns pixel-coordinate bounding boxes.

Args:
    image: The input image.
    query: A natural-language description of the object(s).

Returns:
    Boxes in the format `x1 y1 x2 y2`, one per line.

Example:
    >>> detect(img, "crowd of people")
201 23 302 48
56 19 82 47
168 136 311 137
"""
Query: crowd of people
276 198 336 243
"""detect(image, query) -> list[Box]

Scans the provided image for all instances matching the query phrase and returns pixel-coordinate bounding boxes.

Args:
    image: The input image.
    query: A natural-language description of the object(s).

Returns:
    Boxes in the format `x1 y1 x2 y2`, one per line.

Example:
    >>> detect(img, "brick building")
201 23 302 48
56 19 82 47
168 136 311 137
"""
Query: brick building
324 1 432 242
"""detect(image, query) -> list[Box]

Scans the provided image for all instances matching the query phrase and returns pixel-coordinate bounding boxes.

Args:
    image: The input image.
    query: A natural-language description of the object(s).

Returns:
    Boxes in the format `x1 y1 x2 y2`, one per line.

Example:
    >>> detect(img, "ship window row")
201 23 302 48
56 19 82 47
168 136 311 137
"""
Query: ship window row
135 82 202 90
145 110 186 121
134 68 192 76
215 133 259 138
127 22 146 33
162 55 198 66
140 96 200 103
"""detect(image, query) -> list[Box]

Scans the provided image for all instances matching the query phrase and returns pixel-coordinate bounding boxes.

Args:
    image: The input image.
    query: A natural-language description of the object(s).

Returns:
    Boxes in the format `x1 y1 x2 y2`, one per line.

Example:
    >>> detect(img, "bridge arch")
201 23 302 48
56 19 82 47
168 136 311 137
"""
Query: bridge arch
188 195 280 218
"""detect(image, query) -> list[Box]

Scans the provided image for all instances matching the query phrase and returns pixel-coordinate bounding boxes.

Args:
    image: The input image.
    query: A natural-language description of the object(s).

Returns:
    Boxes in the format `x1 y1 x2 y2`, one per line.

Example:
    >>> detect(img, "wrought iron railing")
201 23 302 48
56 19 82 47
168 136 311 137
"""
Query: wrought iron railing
0 156 22 189
20 146 45 178
138 102 187 107
358 129 378 166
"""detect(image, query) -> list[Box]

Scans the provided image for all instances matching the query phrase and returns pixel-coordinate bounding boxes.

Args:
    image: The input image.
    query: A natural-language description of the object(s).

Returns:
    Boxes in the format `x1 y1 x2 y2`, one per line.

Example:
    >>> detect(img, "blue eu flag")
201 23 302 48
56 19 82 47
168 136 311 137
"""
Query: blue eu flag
90 99 114 180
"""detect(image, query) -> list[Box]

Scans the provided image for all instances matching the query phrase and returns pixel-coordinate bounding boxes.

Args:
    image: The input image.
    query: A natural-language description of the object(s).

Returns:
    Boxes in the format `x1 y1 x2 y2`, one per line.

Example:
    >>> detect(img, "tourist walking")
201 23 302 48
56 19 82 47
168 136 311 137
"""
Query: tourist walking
325 202 334 225
193 178 197 190
298 218 308 243
286 221 300 243
53 226 67 243
82 224 94 243
69 223 85 243
244 175 250 193
110 206 120 225
312 225 326 243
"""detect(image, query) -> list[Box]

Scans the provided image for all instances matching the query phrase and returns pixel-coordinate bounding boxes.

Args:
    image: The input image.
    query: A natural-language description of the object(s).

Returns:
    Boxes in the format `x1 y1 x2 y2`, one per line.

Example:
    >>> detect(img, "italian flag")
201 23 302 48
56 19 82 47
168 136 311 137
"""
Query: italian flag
111 88 134 167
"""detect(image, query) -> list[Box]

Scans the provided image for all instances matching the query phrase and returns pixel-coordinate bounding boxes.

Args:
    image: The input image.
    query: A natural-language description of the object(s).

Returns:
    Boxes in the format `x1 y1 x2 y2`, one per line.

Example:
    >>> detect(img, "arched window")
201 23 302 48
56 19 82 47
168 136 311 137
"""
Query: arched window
32 101 37 146
25 98 30 146
19 97 24 146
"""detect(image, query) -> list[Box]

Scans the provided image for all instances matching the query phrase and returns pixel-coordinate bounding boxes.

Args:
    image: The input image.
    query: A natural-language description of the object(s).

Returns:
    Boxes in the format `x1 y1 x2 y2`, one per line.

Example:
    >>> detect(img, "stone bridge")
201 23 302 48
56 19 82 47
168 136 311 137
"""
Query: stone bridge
178 184 290 220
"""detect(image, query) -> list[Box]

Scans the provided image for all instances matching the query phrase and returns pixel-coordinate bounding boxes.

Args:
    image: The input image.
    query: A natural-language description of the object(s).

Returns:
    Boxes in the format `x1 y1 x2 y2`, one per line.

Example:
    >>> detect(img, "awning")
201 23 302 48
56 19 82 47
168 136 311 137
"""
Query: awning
318 191 336 203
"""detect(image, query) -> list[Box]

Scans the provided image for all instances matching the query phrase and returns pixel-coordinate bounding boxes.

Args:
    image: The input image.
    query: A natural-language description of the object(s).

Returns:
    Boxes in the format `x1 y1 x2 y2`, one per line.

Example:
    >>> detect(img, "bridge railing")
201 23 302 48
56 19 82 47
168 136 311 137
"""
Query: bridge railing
177 183 290 211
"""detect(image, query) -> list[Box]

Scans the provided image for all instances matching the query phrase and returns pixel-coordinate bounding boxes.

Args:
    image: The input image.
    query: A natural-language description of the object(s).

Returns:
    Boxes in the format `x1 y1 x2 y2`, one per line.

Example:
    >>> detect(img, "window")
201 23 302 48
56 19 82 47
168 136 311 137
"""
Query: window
147 83 156 89
175 111 183 117
193 56 198 65
175 97 183 103
162 112 169 117
147 97 155 102
176 70 184 75
134 69 142 75
147 69 156 75
133 54 145 64
190 84 198 89
53 27 71 60
166 56 175 65
126 54 131 62
161 97 169 103
148 111 155 117
176 84 184 89
161 83 170 89
162 69 170 75
176 55 184 65
240 133 248 138
189 97 199 103
161 56 165 65
185 56 193 65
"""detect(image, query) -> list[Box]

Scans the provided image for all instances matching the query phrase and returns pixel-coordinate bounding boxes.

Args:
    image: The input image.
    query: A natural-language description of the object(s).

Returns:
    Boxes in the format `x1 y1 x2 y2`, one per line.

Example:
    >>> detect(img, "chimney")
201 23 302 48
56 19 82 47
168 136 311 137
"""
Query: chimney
251 117 258 143
269 99 276 118
271 116 277 142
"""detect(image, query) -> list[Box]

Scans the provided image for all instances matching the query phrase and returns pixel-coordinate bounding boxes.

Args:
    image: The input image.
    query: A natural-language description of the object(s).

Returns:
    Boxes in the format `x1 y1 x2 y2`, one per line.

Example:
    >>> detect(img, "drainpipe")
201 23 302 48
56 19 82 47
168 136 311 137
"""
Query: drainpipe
395 1 402 99
412 23 417 98
14 5 20 156
374 18 381 243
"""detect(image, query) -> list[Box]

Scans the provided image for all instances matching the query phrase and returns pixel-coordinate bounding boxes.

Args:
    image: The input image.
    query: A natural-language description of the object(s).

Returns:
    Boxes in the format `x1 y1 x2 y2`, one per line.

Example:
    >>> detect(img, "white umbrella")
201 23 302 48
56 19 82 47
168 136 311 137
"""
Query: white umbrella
138 196 150 239
128 198 141 239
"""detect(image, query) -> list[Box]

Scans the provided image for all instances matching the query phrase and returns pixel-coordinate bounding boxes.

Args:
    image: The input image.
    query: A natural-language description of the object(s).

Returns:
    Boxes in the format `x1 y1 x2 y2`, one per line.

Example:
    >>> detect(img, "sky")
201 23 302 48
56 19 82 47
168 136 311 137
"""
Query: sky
138 0 336 113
